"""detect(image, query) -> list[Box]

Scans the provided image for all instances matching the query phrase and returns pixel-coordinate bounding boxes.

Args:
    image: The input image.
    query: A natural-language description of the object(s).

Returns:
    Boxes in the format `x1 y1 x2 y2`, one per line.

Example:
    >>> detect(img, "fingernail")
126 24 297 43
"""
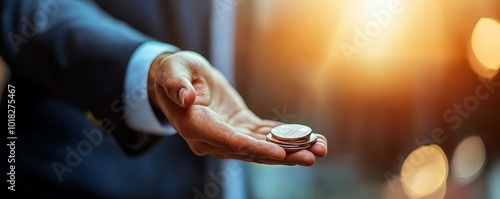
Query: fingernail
179 88 186 107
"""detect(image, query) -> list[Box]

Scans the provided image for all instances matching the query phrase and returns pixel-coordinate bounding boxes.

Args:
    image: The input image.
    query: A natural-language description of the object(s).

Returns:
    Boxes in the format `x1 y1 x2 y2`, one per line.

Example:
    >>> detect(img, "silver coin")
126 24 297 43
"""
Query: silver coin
281 145 312 152
266 133 318 146
271 124 312 141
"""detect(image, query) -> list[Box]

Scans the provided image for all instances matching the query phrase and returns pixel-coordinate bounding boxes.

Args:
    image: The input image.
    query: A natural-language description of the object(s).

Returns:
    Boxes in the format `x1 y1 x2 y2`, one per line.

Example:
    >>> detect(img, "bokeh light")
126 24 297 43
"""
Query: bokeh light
451 135 486 185
400 145 448 199
234 1 500 198
469 18 500 79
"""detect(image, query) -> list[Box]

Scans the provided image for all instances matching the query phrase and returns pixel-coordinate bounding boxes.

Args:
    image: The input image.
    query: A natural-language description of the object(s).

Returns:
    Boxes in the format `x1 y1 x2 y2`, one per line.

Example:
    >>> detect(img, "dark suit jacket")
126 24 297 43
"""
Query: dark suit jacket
1 0 221 198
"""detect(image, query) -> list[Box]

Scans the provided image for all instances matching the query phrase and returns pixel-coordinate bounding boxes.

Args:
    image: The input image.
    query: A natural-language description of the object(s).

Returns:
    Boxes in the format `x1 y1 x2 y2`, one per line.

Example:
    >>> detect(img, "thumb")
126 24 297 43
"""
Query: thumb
158 59 197 108
165 78 196 108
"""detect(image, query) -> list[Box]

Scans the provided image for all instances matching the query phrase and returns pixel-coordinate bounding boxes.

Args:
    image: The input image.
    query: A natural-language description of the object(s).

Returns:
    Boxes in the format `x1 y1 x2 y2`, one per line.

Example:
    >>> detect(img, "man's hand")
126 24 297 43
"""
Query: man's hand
148 51 327 166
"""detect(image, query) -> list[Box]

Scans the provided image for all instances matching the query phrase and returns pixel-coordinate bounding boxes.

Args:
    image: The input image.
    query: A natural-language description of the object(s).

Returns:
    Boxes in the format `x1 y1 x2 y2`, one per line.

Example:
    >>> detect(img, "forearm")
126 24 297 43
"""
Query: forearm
0 0 166 154
0 0 149 113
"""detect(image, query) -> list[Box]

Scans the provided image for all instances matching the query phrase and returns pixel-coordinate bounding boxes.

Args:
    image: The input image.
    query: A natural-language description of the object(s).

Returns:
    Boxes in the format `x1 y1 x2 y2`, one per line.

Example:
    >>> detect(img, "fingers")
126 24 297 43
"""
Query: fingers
190 140 287 162
260 119 284 127
183 115 328 165
282 150 316 166
234 126 267 140
178 108 287 161
309 134 328 157
177 107 326 165
190 131 325 166
184 108 327 163
215 126 286 160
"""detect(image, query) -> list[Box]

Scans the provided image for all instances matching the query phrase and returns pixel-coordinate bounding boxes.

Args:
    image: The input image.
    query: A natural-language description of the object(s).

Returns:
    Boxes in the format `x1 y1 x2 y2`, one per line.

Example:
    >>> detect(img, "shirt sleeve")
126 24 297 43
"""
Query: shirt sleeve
124 41 179 135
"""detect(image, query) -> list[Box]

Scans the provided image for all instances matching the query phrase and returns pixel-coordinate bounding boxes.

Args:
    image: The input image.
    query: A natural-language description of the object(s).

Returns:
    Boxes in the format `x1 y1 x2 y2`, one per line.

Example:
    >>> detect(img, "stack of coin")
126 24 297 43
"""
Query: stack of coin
266 124 317 152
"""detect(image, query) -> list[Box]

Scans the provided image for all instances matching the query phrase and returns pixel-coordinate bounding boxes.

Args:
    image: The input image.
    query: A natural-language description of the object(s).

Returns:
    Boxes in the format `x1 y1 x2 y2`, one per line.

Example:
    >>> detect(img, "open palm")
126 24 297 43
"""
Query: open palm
150 51 327 166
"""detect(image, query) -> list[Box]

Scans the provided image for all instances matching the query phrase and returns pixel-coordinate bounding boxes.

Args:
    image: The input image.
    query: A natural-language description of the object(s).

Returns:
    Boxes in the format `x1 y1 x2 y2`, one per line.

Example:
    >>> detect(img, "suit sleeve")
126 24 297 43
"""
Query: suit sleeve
0 0 165 155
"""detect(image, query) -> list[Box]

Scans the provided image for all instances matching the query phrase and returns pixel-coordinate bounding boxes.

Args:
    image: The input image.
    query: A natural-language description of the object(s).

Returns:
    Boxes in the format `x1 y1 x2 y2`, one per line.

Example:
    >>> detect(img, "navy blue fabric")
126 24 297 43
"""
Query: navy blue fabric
1 0 219 198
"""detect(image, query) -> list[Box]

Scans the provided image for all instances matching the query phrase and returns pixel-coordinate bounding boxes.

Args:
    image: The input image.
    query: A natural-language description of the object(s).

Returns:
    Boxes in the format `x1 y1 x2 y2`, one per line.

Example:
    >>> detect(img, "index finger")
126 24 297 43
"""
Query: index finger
191 111 286 160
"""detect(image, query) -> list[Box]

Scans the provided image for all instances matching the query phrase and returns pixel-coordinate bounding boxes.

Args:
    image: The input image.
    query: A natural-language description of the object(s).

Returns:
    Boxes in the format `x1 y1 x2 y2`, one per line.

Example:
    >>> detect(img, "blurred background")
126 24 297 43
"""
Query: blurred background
2 0 499 198
232 0 500 198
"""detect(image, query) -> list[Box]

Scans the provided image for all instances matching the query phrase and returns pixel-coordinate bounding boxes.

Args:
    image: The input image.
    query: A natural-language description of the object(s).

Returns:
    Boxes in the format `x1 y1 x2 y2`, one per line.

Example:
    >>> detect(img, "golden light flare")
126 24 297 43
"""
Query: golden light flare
451 136 486 185
469 18 500 79
400 145 448 199
472 18 500 70
318 0 458 101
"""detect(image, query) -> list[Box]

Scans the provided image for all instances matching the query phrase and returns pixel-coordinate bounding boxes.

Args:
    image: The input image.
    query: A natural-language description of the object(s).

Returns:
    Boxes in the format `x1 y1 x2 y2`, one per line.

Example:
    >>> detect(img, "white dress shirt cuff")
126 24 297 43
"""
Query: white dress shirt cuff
124 41 179 135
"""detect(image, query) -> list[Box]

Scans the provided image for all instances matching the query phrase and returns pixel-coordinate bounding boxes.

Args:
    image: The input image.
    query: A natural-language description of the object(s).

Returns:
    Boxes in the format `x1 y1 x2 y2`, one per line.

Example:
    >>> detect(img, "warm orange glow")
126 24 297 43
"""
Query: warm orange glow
471 18 500 70
468 46 499 79
315 0 460 102
451 136 486 185
330 0 458 64
400 145 448 199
